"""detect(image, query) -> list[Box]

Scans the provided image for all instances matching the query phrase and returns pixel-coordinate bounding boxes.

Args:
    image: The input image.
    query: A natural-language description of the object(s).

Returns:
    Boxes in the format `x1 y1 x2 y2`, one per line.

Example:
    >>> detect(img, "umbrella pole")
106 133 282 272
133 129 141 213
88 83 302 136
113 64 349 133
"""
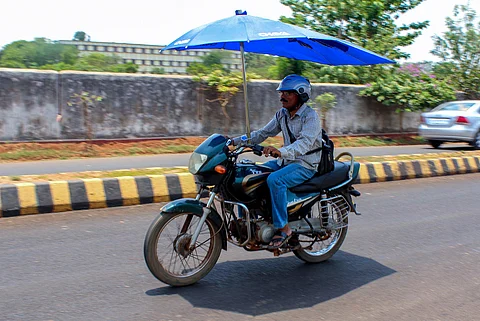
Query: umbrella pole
240 42 251 140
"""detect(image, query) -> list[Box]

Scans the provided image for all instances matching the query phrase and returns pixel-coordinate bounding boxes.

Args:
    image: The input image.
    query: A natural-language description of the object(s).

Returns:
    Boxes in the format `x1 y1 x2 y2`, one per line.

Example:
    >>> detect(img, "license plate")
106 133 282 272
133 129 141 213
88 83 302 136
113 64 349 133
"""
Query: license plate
427 118 449 126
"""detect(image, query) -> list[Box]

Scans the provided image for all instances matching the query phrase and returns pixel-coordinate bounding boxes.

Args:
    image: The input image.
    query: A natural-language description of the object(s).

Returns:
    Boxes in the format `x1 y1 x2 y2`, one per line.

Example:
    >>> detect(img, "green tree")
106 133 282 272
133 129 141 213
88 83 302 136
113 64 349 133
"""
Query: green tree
186 51 230 76
275 58 306 79
39 62 75 71
279 0 429 83
245 53 278 78
74 53 119 70
73 31 87 41
199 70 243 121
202 51 230 68
0 38 137 73
186 63 207 75
66 53 132 73
431 4 480 99
187 52 260 133
281 0 428 59
150 67 166 74
360 64 456 130
110 62 138 73
431 61 456 81
0 38 78 68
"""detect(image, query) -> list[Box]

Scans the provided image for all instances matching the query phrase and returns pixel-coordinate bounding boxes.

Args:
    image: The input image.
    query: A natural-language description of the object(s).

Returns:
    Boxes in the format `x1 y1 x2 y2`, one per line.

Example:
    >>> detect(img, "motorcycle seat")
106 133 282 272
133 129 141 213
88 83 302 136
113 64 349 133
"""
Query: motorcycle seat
290 161 350 193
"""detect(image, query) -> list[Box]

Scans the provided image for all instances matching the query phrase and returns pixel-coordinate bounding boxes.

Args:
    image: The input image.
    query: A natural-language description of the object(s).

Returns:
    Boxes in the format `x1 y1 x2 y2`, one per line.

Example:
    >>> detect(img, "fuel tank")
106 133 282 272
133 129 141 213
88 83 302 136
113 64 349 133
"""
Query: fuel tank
228 162 274 203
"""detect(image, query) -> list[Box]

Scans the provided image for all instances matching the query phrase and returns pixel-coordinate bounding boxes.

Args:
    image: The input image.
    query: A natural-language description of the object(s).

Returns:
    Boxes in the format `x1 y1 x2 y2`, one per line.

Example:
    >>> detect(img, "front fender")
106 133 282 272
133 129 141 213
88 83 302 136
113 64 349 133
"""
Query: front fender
160 198 227 250
161 198 205 215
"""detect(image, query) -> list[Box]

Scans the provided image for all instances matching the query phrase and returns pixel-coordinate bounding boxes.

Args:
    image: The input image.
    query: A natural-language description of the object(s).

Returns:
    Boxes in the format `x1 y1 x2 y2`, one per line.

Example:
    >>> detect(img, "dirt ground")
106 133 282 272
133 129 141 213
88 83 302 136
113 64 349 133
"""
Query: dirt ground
0 135 424 163
0 137 209 161
0 135 430 185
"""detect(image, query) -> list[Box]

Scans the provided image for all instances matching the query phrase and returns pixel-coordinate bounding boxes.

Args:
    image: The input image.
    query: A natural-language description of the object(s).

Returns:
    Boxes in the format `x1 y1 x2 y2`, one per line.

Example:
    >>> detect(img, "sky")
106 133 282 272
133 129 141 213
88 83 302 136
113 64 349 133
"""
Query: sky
1 0 479 63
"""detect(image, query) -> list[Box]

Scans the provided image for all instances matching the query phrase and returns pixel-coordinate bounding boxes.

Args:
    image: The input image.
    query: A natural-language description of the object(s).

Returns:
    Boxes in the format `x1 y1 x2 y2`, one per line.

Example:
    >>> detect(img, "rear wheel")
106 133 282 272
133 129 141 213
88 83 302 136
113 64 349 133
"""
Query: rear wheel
144 212 222 287
471 131 480 150
293 195 349 263
429 140 443 149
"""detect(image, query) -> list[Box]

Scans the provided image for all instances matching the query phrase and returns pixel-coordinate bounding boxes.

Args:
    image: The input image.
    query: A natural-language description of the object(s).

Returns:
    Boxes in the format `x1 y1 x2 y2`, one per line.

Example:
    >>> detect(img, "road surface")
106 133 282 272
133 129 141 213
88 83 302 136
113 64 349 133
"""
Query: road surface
1 173 479 320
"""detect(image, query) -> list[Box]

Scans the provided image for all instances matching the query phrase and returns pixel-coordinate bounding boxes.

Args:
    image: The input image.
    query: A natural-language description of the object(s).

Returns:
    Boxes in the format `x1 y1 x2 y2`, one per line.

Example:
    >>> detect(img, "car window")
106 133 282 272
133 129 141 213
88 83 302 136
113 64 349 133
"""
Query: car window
432 102 476 112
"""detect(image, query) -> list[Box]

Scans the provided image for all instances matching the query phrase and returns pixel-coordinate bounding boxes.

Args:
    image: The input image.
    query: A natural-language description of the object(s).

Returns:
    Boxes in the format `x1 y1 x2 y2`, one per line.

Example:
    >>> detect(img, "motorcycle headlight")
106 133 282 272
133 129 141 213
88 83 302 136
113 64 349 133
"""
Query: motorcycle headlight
189 152 208 174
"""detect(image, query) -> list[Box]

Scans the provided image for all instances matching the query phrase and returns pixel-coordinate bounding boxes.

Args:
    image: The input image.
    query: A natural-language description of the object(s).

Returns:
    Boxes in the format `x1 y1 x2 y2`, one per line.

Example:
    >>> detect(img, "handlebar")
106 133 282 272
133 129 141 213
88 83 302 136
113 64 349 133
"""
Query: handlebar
225 139 264 157
251 144 264 156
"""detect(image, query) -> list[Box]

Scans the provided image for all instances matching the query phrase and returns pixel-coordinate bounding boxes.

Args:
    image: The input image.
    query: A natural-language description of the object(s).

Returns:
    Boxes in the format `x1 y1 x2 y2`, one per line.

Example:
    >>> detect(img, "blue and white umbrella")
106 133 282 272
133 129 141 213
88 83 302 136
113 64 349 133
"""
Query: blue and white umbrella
162 10 395 135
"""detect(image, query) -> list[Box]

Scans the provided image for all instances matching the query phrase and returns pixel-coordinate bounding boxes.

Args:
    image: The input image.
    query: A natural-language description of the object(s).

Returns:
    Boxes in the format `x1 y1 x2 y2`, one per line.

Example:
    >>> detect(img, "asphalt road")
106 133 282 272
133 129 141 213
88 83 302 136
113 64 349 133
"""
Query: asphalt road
1 173 479 320
0 143 475 176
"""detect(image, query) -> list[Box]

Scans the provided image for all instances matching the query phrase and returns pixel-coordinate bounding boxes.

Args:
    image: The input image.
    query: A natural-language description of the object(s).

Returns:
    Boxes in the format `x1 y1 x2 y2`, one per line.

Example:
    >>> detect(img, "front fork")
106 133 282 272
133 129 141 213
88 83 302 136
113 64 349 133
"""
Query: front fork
188 191 217 249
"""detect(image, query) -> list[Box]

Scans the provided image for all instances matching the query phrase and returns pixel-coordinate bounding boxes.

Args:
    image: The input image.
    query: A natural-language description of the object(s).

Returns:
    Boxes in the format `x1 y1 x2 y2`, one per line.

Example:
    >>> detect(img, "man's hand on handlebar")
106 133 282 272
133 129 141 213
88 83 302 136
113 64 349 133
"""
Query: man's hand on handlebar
263 146 281 158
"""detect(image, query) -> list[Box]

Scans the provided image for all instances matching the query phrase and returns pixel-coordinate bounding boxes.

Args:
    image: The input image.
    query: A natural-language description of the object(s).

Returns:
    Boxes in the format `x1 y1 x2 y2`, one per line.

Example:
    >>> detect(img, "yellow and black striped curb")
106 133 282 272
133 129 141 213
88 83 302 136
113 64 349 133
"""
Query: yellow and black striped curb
1 156 479 218
0 173 197 218
356 156 480 184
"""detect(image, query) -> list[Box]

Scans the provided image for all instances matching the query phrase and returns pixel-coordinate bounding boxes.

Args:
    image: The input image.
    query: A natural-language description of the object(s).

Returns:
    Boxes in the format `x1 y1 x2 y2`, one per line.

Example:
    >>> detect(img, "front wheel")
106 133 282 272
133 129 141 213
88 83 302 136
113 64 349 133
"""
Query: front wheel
429 140 443 149
144 212 222 287
293 196 349 263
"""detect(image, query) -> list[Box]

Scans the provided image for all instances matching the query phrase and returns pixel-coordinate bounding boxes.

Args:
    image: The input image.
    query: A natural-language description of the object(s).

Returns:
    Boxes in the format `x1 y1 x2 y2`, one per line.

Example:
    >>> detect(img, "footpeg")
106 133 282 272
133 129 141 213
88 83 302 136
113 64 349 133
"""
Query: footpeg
348 189 361 197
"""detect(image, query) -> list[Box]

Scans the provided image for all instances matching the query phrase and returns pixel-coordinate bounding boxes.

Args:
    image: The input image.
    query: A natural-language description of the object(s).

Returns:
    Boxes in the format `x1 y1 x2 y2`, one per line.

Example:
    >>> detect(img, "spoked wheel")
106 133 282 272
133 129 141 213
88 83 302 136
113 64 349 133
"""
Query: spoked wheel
293 196 349 263
144 212 222 287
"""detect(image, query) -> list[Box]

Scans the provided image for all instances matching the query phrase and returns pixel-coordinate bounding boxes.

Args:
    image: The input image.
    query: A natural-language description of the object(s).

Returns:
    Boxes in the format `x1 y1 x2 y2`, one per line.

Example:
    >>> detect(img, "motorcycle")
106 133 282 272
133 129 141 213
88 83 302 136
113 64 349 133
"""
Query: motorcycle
144 133 361 287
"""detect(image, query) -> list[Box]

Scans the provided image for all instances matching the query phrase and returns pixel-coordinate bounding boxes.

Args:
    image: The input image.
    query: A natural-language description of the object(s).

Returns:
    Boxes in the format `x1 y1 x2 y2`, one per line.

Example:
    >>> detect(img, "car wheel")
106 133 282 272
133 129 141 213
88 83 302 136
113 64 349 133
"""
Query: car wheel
472 131 480 150
429 140 443 149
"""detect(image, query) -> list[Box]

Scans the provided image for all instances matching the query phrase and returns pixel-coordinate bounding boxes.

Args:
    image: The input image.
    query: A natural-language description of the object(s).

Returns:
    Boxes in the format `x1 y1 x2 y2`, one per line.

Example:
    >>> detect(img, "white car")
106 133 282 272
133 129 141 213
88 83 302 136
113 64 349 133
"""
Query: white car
419 100 480 149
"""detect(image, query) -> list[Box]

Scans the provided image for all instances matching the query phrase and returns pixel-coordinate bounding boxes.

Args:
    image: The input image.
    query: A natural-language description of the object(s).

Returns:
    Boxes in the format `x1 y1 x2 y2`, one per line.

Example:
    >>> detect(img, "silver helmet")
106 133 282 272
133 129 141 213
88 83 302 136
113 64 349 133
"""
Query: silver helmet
276 74 312 103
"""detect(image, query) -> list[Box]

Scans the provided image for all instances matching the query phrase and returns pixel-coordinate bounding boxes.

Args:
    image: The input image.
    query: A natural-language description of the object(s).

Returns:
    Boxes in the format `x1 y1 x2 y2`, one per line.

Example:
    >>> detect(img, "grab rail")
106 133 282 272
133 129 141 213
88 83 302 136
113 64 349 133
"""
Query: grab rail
328 152 356 191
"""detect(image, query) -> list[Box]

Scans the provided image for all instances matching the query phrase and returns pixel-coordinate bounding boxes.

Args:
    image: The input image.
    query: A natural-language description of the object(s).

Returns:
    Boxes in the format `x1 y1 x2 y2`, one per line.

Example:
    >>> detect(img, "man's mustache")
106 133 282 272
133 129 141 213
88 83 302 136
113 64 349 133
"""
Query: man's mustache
280 98 288 102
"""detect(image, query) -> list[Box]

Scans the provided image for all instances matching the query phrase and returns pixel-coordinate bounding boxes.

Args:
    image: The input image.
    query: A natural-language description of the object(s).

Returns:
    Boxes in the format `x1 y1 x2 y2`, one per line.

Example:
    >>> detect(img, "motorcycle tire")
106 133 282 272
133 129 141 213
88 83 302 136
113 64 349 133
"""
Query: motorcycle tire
293 200 348 263
144 212 222 287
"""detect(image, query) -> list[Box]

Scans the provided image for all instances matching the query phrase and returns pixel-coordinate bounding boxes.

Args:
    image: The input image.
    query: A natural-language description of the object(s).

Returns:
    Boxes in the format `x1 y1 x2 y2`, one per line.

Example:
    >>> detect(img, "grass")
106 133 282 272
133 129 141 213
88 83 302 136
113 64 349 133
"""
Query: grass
100 168 190 178
0 135 426 163
0 149 78 161
0 167 190 184
355 150 480 163
0 134 442 184
333 135 426 147
3 148 480 185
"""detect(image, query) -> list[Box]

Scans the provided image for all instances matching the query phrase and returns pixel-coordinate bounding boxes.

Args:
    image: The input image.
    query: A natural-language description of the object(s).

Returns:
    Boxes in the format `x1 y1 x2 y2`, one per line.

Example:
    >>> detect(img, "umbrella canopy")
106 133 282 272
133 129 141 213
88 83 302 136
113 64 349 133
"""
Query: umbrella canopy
161 11 394 137
162 11 394 66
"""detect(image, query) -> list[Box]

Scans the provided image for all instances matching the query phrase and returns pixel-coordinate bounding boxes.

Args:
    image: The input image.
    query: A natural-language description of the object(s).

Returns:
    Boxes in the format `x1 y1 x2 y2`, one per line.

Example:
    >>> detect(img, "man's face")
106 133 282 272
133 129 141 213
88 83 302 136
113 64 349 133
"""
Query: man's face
279 90 300 110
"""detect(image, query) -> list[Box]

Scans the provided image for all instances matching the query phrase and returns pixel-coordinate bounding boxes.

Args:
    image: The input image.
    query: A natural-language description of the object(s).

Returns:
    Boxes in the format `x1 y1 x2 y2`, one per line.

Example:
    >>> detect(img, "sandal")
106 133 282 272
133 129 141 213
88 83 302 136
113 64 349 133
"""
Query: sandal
268 230 292 249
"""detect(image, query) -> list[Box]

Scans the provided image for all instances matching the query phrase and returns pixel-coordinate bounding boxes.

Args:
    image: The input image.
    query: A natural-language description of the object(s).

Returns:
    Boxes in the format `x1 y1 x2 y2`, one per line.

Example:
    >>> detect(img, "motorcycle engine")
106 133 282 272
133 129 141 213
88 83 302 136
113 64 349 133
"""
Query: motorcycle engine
255 221 275 244
229 220 275 244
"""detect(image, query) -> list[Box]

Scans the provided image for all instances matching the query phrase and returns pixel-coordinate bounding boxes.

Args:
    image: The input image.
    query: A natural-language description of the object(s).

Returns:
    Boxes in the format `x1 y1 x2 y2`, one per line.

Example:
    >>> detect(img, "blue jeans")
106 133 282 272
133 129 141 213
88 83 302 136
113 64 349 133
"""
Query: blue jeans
263 160 316 229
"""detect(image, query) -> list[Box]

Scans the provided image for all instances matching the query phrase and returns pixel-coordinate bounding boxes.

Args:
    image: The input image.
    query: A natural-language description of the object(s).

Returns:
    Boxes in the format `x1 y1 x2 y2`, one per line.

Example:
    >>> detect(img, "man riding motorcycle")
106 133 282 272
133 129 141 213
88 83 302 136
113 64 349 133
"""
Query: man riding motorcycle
231 74 323 249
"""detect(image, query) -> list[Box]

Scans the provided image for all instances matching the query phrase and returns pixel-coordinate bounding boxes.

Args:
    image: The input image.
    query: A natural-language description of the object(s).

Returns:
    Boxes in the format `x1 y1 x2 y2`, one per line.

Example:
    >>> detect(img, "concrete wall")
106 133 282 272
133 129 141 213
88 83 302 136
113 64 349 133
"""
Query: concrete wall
0 68 420 141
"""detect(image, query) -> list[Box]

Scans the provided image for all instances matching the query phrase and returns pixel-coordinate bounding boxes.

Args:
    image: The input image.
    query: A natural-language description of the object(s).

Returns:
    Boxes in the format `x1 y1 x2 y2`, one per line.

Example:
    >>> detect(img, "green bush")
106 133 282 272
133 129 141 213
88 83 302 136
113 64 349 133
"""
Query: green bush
360 64 457 112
